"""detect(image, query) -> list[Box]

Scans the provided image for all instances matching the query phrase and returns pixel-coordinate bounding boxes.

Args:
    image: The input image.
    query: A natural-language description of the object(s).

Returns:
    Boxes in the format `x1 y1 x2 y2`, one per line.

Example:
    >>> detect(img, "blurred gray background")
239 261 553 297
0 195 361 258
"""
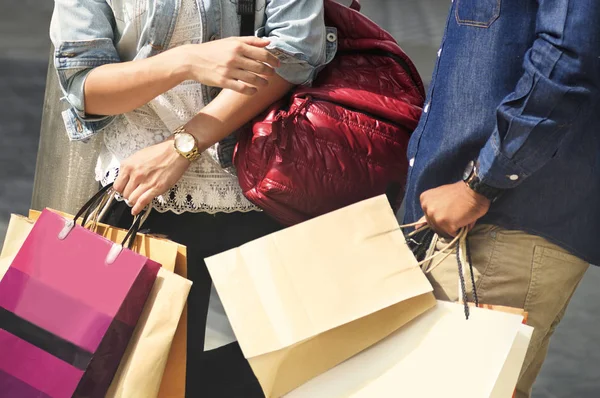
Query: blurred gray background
0 1 598 396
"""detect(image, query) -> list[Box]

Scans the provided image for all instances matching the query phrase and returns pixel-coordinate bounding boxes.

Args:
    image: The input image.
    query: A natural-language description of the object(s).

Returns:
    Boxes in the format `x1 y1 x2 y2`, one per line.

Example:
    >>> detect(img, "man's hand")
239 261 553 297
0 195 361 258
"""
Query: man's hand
418 181 491 238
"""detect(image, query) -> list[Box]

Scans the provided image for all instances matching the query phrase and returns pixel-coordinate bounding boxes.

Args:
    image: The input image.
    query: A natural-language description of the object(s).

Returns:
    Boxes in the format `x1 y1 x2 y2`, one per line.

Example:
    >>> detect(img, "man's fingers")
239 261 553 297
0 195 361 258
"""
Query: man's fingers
425 213 454 239
415 216 428 230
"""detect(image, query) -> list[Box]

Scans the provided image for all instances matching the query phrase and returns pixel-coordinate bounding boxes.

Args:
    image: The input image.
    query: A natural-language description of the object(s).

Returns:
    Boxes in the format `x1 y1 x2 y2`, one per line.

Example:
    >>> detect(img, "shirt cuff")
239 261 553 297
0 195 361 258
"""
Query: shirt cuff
476 131 530 189
257 26 336 86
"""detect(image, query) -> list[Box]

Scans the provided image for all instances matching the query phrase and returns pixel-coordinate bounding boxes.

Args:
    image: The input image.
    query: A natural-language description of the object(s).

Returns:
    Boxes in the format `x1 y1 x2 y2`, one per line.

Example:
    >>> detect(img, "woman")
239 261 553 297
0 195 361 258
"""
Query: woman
50 0 334 396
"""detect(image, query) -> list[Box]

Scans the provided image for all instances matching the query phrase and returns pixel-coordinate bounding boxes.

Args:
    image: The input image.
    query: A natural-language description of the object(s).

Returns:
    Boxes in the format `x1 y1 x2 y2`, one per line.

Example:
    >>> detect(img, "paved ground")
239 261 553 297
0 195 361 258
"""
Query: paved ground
0 1 598 396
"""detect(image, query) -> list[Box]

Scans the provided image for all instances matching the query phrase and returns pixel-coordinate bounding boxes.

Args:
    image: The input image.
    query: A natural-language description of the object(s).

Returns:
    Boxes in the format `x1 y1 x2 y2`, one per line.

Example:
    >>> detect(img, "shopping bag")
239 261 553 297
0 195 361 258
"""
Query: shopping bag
205 195 436 397
287 300 533 398
0 208 160 398
23 206 191 398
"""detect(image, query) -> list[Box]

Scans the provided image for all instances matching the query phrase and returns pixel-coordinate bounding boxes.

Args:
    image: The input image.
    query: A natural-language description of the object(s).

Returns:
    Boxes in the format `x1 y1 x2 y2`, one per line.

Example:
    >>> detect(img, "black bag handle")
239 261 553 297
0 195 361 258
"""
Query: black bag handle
70 182 147 249
238 0 256 36
73 183 114 224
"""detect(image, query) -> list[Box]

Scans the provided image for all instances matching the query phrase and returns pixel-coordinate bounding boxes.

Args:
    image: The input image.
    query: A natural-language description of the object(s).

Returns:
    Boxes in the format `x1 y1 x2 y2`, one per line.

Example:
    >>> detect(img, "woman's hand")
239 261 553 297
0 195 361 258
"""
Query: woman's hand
114 139 190 216
175 36 281 95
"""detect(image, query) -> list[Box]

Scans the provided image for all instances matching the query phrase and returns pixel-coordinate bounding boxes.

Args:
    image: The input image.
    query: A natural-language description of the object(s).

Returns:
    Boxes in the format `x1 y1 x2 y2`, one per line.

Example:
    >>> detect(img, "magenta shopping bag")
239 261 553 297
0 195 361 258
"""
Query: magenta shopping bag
0 200 160 398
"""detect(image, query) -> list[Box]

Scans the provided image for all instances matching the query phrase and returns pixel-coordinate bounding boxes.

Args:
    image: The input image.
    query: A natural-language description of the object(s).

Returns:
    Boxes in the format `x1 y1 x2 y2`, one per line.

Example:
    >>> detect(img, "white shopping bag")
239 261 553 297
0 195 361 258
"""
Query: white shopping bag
287 300 533 398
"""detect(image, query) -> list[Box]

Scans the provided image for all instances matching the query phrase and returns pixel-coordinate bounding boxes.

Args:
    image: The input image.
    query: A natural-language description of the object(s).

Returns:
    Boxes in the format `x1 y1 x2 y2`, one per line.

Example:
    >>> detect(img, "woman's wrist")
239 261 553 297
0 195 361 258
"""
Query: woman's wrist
163 44 202 83
165 44 197 83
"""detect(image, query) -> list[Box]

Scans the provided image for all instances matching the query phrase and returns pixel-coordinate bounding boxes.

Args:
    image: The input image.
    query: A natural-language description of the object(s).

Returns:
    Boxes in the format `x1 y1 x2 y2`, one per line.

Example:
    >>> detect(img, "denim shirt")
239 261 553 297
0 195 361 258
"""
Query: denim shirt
49 0 335 144
404 0 600 264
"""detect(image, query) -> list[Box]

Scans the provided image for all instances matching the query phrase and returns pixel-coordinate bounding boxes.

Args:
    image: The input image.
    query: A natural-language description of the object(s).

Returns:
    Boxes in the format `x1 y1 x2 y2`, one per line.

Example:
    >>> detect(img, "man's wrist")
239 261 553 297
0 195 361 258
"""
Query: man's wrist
462 181 492 206
463 160 504 202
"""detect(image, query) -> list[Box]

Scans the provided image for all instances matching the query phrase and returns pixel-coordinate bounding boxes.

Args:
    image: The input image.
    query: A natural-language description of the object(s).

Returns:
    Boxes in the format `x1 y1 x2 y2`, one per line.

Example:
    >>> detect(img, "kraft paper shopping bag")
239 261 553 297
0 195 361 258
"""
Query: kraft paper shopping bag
287 300 533 398
205 195 436 397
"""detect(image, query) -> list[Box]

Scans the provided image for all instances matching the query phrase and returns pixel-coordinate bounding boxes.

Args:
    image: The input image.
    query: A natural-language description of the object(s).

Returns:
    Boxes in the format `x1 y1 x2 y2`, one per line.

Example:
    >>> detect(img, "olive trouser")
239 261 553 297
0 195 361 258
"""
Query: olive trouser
422 225 588 398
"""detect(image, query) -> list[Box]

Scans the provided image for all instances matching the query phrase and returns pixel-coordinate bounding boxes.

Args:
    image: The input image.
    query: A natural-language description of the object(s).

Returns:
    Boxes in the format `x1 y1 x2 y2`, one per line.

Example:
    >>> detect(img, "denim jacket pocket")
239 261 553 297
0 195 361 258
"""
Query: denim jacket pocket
455 0 501 28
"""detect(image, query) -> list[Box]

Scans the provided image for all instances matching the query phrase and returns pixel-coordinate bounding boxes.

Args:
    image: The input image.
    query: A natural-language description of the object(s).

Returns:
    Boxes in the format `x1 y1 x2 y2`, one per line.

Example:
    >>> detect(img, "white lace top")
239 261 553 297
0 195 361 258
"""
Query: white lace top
95 0 259 215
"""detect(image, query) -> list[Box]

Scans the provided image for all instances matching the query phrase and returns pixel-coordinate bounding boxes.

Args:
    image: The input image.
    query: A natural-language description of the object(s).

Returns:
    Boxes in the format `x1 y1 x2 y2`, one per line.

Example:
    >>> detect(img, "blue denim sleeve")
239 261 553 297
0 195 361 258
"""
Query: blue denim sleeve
477 0 600 189
259 0 329 85
50 0 120 140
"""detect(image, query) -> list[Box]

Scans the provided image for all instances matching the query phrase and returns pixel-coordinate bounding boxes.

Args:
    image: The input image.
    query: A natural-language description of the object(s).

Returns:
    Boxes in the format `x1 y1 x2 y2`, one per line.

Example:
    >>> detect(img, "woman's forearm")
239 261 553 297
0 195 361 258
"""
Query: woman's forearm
84 47 187 116
185 73 293 150
83 38 279 117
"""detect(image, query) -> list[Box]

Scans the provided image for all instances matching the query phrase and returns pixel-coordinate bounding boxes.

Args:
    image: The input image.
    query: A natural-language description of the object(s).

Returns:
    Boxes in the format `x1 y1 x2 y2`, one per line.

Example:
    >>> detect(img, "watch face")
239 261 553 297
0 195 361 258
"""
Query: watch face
463 160 475 181
175 132 196 153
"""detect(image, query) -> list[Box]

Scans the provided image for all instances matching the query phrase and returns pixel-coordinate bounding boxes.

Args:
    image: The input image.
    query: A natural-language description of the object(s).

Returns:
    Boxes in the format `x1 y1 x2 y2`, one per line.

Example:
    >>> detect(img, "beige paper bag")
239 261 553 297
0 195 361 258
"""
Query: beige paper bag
5 211 191 398
287 300 533 398
205 195 436 397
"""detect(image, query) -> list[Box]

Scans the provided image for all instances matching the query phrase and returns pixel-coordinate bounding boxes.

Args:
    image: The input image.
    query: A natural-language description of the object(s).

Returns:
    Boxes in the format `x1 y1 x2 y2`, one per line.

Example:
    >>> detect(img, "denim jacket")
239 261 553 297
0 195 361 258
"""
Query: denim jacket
49 0 336 144
405 0 600 264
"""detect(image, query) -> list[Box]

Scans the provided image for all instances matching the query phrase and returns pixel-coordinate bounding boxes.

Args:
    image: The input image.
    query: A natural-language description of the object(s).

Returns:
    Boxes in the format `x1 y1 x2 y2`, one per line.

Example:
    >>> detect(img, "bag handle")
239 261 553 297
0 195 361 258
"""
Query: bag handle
401 223 479 320
349 0 361 11
73 183 114 225
58 183 153 261
238 0 256 36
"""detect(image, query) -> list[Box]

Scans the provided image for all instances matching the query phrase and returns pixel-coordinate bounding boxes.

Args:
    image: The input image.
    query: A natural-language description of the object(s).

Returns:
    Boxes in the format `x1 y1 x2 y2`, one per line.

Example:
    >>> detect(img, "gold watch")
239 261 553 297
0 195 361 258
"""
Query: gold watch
172 126 200 162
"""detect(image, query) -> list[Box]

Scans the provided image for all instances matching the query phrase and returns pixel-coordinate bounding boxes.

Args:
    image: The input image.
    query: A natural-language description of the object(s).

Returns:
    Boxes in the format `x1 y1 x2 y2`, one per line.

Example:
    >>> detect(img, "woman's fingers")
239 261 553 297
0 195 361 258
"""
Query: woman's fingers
221 79 257 95
241 44 280 68
132 188 160 216
237 56 275 76
230 69 268 87
237 36 271 48
127 184 147 210
121 178 138 203
113 169 129 197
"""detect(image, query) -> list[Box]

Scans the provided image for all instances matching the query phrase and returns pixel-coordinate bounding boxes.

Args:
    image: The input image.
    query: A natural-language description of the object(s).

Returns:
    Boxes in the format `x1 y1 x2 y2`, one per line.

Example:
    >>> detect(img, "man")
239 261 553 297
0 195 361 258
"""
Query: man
404 1 600 397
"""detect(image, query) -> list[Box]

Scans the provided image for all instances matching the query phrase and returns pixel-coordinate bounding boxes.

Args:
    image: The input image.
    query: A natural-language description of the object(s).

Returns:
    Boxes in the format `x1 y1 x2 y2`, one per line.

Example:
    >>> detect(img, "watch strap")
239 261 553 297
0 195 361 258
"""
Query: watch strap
463 160 504 201
466 178 504 201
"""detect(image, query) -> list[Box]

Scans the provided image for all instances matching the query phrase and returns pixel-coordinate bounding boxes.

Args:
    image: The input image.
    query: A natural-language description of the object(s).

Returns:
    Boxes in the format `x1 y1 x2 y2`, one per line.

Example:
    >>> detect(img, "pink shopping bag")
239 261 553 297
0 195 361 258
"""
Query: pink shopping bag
0 204 160 398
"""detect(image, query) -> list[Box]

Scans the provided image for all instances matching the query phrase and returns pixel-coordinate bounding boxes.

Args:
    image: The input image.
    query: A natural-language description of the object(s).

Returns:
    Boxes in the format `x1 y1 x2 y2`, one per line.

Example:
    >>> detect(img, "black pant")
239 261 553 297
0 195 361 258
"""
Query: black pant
104 204 282 398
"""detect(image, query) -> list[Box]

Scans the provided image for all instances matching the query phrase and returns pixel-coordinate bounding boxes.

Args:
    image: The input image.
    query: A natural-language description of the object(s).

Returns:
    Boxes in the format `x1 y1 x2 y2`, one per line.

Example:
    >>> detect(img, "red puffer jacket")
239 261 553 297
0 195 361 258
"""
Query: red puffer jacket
234 0 425 226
